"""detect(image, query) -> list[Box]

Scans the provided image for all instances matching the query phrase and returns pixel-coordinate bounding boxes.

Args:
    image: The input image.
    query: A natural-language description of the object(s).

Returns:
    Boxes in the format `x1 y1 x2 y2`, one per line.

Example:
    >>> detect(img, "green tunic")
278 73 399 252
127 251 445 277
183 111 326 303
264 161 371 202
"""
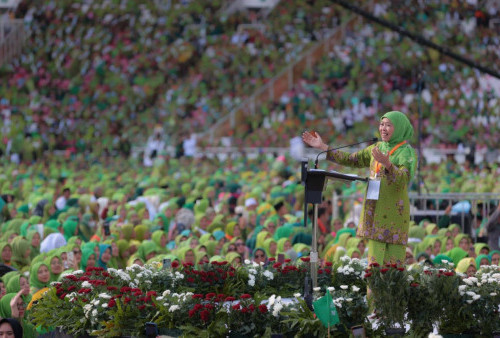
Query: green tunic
327 144 411 246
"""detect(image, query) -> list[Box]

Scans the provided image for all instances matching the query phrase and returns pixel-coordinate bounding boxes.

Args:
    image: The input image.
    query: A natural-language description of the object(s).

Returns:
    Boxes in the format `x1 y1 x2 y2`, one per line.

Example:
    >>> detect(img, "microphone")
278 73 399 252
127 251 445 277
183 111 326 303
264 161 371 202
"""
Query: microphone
314 137 378 169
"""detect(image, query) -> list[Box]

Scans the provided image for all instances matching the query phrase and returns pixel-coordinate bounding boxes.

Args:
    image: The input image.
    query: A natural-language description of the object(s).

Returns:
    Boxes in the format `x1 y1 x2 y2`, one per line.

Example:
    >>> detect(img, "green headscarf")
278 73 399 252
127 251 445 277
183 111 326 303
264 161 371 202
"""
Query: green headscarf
45 253 62 282
2 271 19 286
454 234 469 248
27 230 41 260
263 237 277 257
475 254 491 269
151 230 167 253
0 242 12 265
134 225 148 242
433 254 453 265
456 257 476 274
11 237 31 269
0 293 17 318
80 249 96 271
121 224 134 241
446 247 469 266
29 262 50 290
474 243 490 256
379 111 417 179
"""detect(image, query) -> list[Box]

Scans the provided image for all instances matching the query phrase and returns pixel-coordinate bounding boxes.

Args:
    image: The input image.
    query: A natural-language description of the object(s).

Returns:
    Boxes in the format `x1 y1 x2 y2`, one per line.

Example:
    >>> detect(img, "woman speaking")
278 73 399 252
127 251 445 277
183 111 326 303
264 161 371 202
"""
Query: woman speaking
302 111 417 265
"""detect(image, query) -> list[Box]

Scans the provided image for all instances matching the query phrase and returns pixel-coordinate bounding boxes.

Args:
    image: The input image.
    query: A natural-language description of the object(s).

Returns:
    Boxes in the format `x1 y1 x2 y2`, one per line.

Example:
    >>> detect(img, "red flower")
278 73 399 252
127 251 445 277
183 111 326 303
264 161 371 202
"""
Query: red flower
124 297 132 304
183 262 194 268
369 262 380 267
284 259 291 263
188 309 196 318
444 271 454 276
381 268 390 274
364 272 372 278
410 283 420 287
240 294 252 299
64 275 78 281
397 267 405 272
391 263 397 268
325 261 332 267
216 294 225 301
229 271 235 277
241 307 249 313
200 310 210 322
318 269 323 275
138 305 146 310
108 299 116 308
59 293 67 300
147 291 157 297
249 304 255 312
205 293 216 300
67 285 76 292
268 257 276 262
81 298 88 303
272 263 282 269
218 261 228 266
210 261 218 265
204 304 215 310
225 297 236 302
324 268 331 274
107 286 118 291
120 286 132 293
192 294 204 299
187 277 195 283
300 257 310 262
193 304 203 311
258 304 268 313
171 260 179 268
232 303 241 310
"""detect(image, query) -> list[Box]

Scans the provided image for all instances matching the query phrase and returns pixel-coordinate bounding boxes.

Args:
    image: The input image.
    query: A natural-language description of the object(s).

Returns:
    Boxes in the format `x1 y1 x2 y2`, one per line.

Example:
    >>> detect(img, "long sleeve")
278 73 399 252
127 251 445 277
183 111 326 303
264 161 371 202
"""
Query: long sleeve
326 145 374 168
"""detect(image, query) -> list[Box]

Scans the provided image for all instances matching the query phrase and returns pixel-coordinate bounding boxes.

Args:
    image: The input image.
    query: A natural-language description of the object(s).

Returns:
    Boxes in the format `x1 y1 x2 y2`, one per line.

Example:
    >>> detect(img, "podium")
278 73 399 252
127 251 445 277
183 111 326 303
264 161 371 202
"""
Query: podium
301 161 368 288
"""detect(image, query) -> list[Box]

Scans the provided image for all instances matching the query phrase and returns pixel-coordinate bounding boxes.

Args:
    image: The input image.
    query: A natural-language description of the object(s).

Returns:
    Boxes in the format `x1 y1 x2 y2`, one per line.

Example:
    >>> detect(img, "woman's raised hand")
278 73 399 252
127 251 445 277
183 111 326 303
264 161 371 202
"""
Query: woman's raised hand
302 131 328 151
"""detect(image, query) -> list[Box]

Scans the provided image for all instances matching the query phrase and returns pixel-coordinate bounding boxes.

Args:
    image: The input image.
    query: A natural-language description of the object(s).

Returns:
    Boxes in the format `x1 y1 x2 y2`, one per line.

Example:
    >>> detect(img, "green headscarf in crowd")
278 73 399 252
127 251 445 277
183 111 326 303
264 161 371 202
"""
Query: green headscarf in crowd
11 237 31 269
29 262 50 291
378 111 418 179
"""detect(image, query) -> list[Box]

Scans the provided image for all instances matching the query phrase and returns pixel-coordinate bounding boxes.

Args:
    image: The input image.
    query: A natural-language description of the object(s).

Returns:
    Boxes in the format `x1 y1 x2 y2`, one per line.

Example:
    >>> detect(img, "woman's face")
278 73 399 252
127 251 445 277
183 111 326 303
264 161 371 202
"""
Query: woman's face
351 251 361 259
480 247 489 255
233 226 241 237
466 265 477 277
235 240 245 254
111 243 119 257
20 276 30 296
379 117 395 142
253 249 266 264
459 238 470 252
1 246 11 262
492 253 500 266
446 238 454 251
31 232 41 247
190 238 199 249
60 252 67 261
269 242 277 256
87 254 96 268
479 258 490 267
101 248 112 263
433 240 441 255
452 227 460 237
73 248 82 264
266 222 276 235
51 257 63 274
16 297 25 318
227 244 236 253
184 250 195 264
134 258 144 266
283 240 292 252
38 265 50 283
0 321 15 337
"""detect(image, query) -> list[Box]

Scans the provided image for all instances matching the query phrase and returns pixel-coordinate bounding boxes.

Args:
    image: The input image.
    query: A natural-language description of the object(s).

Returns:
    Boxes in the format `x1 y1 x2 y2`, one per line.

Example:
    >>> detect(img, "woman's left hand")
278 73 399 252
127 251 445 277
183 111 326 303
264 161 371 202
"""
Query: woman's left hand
372 147 392 169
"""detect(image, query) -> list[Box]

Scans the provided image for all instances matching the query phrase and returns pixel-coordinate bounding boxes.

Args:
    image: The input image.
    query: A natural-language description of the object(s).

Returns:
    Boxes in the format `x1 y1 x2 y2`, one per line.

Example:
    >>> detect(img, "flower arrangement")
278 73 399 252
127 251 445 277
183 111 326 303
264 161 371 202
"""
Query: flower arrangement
28 262 500 337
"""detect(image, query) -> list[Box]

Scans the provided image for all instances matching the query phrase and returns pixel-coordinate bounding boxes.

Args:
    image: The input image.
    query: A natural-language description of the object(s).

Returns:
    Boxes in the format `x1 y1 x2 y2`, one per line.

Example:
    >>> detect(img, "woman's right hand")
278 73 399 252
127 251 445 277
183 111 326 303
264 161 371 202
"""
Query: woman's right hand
302 131 328 151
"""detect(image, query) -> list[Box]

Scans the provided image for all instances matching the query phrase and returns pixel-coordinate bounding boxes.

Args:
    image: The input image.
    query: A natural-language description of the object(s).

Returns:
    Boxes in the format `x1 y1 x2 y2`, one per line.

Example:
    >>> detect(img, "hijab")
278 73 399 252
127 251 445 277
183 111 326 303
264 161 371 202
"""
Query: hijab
29 262 50 290
378 111 418 180
45 254 62 282
80 249 96 271
97 244 111 269
0 242 12 265
456 257 476 274
27 230 41 260
11 237 31 269
475 254 491 269
446 247 469 266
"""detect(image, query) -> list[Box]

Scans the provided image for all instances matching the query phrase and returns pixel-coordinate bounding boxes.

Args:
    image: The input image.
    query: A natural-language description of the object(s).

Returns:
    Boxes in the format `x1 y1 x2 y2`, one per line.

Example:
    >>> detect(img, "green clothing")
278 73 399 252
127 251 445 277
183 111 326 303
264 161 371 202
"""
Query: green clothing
367 239 405 265
327 143 414 246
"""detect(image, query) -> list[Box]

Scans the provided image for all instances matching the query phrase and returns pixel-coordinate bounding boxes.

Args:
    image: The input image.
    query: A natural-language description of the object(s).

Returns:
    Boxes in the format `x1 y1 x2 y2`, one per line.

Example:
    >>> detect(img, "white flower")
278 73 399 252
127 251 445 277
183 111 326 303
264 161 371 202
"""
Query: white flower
248 274 255 280
102 303 108 308
169 305 180 312
340 285 348 290
293 293 301 298
466 291 476 297
252 262 259 268
156 296 164 301
340 255 350 263
313 287 321 292
490 293 497 296
477 283 482 287
244 259 251 265
463 279 473 285
466 300 473 304
352 286 360 292
272 302 283 317
327 287 335 292
469 277 478 283
345 298 353 302
99 293 111 299
259 262 265 266
408 275 414 282
92 309 98 317
163 290 171 297
472 294 480 301
248 279 255 287
83 304 92 312
81 281 92 288
458 285 467 292
268 295 276 306
276 296 282 303
72 270 84 275
248 269 257 275
263 270 274 280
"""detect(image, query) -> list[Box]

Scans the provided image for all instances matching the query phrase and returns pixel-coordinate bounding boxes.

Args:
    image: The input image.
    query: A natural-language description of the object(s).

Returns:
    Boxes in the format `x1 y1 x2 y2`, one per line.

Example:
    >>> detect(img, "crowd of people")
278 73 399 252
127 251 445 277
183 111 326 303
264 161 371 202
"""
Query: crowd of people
0 153 496 335
0 0 499 334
